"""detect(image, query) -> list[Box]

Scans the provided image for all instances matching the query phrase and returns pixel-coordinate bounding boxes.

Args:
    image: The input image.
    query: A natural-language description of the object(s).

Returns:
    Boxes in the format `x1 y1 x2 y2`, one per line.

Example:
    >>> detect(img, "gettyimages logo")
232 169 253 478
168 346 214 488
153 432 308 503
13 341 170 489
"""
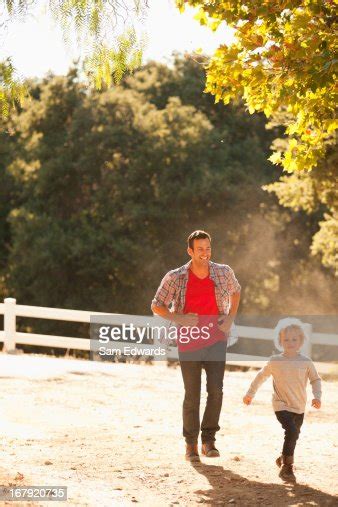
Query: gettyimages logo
97 321 213 344
89 314 217 360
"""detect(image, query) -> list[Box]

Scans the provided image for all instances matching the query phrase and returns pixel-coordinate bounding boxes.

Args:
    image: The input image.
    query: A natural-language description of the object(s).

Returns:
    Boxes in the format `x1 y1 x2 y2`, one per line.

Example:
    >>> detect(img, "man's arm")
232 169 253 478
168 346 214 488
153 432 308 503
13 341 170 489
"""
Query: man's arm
151 272 197 326
218 290 240 333
151 303 198 327
229 290 241 321
218 265 241 333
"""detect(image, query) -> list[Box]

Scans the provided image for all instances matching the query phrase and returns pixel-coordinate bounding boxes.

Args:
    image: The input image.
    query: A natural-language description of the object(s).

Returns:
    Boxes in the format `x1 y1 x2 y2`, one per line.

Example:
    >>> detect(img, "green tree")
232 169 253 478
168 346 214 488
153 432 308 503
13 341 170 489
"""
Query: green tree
4 60 277 315
177 0 337 172
177 0 337 273
264 116 337 272
3 59 336 336
0 59 27 119
5 67 229 312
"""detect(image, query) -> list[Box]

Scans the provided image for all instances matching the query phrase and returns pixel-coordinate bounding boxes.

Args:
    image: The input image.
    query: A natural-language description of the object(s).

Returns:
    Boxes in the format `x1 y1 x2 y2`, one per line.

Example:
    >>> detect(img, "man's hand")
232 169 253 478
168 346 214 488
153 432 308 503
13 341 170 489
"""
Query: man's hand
312 399 321 409
172 313 198 327
218 315 233 335
243 395 253 405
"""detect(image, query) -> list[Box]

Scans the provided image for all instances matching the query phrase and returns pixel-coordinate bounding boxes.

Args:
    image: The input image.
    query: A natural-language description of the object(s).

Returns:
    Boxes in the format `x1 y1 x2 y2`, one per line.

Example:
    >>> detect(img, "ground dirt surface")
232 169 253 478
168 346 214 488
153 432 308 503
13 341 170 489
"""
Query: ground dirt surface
0 353 337 507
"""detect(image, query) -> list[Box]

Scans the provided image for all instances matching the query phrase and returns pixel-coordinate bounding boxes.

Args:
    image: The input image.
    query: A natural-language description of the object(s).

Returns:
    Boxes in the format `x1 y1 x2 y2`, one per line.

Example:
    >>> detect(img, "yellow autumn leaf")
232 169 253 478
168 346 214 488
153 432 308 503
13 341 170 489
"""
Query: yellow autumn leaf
269 152 283 165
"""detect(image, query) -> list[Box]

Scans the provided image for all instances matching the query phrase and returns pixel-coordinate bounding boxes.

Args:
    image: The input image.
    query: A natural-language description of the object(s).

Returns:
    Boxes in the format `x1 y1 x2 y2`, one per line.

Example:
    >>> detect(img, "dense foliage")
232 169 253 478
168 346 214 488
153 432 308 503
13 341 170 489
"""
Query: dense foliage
1 58 336 334
177 0 337 171
177 0 337 272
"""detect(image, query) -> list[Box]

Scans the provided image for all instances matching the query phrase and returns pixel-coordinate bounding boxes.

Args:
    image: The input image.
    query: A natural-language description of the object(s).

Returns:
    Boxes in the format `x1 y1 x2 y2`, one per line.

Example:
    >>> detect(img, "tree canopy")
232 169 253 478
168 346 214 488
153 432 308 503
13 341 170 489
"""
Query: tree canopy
177 0 337 272
3 64 271 313
1 59 336 332
265 133 337 271
0 59 27 118
177 0 337 173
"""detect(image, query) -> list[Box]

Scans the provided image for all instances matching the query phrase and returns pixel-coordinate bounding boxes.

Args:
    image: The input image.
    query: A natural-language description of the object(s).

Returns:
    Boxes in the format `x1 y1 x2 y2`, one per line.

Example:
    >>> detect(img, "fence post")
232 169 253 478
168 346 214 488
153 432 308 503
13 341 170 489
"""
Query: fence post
302 322 312 358
4 298 17 353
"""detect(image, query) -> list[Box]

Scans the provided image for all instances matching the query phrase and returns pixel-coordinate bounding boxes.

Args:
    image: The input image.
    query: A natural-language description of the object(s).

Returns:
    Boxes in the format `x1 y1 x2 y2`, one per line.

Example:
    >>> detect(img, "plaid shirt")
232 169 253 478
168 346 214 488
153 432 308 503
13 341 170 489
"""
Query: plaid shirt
151 260 241 315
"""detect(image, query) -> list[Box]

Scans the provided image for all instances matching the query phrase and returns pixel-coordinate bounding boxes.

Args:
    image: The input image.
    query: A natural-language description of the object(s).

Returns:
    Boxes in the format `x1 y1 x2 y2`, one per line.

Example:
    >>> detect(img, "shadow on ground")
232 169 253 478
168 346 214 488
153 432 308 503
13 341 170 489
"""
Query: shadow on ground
190 461 337 506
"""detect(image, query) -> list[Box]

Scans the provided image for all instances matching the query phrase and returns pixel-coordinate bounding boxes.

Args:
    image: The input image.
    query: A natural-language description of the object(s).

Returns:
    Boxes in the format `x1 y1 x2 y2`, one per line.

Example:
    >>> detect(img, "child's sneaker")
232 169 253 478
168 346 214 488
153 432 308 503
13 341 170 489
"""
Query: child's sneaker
276 456 282 467
279 464 296 482
279 455 296 482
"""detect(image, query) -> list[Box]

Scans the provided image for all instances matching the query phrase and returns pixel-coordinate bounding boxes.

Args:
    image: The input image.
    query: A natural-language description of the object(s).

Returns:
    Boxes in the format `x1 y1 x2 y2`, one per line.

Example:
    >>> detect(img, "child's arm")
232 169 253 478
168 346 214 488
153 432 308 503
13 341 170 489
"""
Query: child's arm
243 360 272 405
308 361 322 409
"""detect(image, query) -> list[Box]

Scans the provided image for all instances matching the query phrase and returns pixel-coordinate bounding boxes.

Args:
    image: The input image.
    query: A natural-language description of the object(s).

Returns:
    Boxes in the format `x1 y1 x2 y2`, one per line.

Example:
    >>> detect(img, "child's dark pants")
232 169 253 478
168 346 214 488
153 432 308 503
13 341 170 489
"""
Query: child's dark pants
275 410 304 456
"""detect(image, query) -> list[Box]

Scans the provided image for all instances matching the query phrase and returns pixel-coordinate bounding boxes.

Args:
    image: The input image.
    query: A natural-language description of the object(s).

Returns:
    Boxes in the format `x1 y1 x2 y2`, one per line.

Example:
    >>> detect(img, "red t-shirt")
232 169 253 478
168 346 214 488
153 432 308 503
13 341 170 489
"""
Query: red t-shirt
177 269 225 352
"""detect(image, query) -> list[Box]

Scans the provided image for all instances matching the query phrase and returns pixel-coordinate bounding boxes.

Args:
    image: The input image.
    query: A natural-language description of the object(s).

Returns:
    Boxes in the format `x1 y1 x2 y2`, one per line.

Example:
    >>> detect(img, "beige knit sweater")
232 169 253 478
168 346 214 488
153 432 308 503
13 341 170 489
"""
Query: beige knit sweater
245 353 322 414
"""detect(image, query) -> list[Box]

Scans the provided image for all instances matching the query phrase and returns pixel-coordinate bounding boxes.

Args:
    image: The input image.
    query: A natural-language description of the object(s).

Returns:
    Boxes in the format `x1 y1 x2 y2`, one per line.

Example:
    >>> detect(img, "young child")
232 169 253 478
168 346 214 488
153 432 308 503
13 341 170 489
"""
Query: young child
243 318 322 481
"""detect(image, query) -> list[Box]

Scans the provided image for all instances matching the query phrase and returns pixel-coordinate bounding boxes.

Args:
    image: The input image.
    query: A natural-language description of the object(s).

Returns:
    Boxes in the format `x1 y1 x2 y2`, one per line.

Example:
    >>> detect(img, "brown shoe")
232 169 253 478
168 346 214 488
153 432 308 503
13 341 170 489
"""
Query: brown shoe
185 443 199 461
201 441 220 458
279 455 296 482
279 464 296 482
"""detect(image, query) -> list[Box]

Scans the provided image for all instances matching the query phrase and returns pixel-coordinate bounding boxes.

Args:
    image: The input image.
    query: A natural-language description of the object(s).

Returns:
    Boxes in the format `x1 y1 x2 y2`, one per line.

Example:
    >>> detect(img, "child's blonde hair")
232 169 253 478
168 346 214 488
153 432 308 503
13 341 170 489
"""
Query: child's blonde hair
273 318 309 352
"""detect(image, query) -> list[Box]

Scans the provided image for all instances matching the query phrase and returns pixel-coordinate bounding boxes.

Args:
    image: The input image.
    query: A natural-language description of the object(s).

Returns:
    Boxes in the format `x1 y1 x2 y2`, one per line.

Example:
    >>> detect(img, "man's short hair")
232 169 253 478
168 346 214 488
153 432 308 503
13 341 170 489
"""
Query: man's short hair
187 230 211 250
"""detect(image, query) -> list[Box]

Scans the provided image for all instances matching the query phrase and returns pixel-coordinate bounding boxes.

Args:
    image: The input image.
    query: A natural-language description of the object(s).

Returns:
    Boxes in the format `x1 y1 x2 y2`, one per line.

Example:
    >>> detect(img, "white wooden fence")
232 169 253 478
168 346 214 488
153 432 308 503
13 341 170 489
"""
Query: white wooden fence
0 298 337 366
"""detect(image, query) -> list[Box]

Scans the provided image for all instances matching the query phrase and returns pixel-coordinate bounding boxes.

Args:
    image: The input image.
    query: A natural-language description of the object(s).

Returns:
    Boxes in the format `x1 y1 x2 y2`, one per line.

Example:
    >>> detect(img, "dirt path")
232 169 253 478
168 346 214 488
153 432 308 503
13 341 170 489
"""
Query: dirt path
0 353 337 506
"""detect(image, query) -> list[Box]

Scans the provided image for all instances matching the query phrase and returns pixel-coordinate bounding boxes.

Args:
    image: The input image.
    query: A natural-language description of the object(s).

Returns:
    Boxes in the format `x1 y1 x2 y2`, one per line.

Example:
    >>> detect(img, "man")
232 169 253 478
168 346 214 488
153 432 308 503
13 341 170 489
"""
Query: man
151 230 241 460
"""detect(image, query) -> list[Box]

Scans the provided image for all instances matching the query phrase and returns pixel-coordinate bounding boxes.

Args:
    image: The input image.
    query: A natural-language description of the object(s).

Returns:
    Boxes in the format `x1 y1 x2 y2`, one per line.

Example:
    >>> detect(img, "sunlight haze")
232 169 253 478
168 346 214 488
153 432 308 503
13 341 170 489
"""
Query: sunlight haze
2 0 235 79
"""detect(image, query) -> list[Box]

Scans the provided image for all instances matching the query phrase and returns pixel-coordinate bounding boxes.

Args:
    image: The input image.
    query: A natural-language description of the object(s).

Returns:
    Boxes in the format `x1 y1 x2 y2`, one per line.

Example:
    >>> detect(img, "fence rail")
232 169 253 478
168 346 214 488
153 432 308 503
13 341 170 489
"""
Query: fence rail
0 298 337 365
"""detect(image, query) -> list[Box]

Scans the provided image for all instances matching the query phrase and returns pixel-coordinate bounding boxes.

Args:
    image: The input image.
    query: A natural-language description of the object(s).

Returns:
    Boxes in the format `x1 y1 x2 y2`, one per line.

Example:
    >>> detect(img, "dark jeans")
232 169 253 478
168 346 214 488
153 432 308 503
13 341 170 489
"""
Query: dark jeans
275 410 304 456
179 341 226 444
